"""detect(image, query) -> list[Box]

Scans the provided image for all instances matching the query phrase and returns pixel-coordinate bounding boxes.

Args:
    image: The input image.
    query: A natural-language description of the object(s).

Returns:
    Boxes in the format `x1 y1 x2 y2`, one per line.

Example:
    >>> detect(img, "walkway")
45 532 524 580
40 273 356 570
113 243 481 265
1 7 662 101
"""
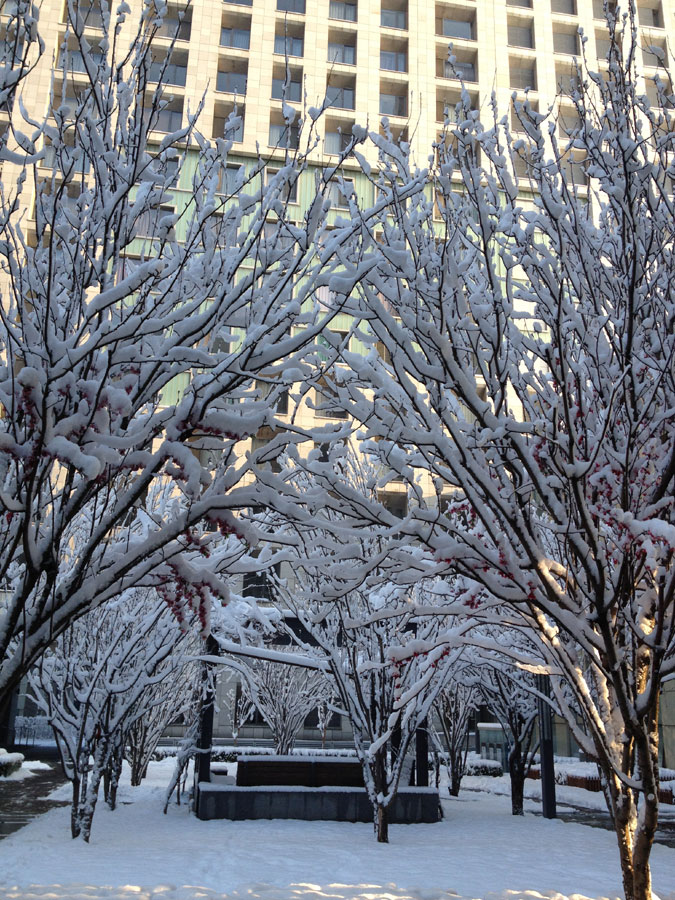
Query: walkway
0 760 69 839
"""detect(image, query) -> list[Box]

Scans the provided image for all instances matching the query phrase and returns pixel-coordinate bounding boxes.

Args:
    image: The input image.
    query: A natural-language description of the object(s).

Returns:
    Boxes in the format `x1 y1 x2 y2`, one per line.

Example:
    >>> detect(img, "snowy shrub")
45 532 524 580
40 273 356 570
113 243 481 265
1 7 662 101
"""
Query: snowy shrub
465 758 503 777
0 750 24 777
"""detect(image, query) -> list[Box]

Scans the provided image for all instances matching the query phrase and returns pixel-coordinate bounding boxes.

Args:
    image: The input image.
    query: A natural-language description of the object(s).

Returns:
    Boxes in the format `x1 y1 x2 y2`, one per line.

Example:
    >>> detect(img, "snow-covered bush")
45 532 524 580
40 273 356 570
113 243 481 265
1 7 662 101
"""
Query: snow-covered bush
465 756 503 778
0 749 23 777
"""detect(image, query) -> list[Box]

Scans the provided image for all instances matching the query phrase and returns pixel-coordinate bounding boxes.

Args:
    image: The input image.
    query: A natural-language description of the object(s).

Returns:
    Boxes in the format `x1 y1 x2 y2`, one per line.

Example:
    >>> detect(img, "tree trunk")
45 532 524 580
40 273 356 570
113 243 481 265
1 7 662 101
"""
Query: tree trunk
376 803 389 843
449 769 462 797
601 722 659 900
70 776 81 839
80 767 103 843
371 745 390 843
509 743 525 816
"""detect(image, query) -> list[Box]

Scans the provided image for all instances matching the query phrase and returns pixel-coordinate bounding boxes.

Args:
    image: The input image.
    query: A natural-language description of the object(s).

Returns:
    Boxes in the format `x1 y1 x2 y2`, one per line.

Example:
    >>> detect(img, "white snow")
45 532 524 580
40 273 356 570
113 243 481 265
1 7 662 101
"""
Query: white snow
1 760 674 900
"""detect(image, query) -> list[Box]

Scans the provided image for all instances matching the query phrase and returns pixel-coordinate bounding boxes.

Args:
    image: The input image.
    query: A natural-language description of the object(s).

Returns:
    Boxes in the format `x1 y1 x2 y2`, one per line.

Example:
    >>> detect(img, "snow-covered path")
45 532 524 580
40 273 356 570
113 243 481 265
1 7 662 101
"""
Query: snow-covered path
1 761 674 900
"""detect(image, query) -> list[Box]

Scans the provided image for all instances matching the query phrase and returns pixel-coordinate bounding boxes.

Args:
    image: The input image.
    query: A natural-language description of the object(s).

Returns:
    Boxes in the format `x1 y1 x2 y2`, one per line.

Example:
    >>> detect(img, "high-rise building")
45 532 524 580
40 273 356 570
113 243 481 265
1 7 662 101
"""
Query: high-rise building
2 0 672 173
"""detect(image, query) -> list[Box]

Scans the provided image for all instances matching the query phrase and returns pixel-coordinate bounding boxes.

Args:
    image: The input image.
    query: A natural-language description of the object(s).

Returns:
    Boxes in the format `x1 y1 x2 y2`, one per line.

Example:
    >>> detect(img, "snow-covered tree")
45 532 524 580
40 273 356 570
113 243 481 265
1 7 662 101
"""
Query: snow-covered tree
434 671 480 797
30 588 198 840
310 8 675 896
248 450 459 842
0 0 366 711
470 640 541 817
225 684 255 743
230 653 332 755
125 667 198 788
276 572 457 842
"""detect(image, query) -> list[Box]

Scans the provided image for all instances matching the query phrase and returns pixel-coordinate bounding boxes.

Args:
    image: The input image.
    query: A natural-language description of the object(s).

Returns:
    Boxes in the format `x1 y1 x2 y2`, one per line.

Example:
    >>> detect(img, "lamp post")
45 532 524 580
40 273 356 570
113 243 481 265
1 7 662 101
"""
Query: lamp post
536 673 557 819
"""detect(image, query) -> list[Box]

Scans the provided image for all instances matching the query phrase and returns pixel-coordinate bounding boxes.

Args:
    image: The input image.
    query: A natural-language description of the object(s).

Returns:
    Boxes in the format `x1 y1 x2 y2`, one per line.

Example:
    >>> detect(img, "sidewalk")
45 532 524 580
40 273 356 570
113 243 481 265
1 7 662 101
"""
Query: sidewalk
0 761 69 839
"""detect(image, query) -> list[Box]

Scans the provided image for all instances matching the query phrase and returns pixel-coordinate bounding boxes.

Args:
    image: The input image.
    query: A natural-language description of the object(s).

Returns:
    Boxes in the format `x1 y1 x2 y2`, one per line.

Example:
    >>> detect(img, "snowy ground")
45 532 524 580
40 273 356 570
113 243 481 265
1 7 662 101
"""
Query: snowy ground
1 760 674 900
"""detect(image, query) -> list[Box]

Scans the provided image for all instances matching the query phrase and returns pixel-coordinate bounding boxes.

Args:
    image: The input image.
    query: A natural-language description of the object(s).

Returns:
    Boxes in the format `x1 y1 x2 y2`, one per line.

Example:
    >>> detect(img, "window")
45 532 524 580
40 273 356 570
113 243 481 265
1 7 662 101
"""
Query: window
440 17 474 40
269 119 300 148
155 9 192 40
596 31 611 59
592 0 616 18
251 428 284 473
277 0 305 10
508 21 534 49
325 128 353 154
557 106 581 137
329 0 357 22
314 376 347 419
43 139 92 176
380 49 407 71
213 103 245 141
507 0 532 7
317 331 350 363
226 0 253 6
510 59 537 90
58 47 105 73
552 0 576 13
380 92 407 116
638 3 663 27
148 54 188 87
216 69 248 94
381 5 407 29
274 33 304 56
272 76 302 101
325 84 355 109
133 204 175 239
328 42 356 65
143 153 179 188
443 58 476 81
379 491 407 518
642 39 668 68
144 101 183 133
304 706 341 728
267 167 298 203
553 29 579 55
644 77 675 109
556 63 581 94
220 26 250 48
326 178 354 208
219 163 244 194
242 564 280 601
72 1 104 29
560 152 587 187
256 380 290 415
